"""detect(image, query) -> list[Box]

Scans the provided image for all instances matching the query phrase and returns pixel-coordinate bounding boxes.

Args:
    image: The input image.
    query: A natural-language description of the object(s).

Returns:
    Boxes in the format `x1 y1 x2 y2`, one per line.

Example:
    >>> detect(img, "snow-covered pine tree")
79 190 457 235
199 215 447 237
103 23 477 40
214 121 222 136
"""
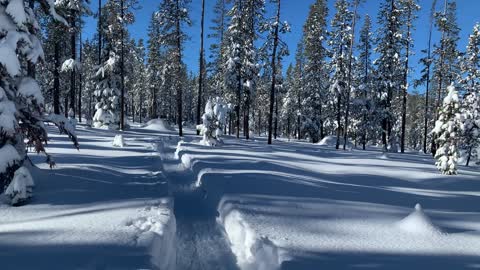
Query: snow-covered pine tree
208 0 228 98
399 0 420 153
302 0 329 143
374 0 404 152
431 0 460 155
433 84 461 175
459 23 480 166
197 97 229 146
352 14 374 150
0 0 78 205
131 39 148 123
146 12 162 119
93 52 121 129
92 0 137 129
156 0 191 137
329 0 353 149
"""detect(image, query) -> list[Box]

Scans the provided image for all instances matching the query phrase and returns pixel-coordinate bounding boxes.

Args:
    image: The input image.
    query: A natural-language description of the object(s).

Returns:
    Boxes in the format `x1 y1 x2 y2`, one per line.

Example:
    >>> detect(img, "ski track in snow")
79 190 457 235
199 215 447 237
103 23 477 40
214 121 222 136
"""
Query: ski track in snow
161 137 240 270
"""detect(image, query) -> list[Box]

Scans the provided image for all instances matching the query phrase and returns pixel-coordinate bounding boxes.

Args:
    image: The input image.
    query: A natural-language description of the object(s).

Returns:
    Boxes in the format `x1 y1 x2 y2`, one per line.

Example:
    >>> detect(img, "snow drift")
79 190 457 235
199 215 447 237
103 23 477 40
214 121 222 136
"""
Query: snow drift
143 119 173 132
397 203 442 236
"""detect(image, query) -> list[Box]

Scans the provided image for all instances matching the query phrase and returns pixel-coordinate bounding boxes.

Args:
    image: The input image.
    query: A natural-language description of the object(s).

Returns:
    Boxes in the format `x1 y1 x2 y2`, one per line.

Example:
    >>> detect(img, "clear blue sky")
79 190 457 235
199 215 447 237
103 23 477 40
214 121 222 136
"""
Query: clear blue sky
83 0 479 91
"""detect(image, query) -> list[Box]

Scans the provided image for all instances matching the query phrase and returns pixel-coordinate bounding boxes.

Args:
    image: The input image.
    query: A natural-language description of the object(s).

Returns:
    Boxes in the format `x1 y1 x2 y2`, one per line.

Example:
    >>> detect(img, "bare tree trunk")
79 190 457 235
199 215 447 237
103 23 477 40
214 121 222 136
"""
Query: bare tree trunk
196 0 205 135
401 6 412 153
78 15 83 122
343 0 359 150
120 0 125 130
267 0 281 145
423 0 436 154
176 0 183 137
53 41 60 115
69 9 76 117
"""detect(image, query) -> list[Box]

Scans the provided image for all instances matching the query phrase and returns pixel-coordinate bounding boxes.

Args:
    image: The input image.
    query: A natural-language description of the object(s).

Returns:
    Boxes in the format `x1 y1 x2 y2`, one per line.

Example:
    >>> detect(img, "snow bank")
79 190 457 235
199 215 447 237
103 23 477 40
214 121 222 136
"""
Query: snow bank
112 134 125 147
126 200 176 270
220 210 281 270
397 203 442 236
143 119 173 132
317 135 353 148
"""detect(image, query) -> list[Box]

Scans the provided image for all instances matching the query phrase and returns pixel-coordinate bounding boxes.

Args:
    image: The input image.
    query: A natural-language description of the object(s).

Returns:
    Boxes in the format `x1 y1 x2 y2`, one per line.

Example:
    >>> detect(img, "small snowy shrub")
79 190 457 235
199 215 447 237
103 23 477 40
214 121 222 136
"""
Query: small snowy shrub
432 84 461 175
68 108 77 129
5 167 34 206
196 97 228 146
112 134 125 147
302 117 320 143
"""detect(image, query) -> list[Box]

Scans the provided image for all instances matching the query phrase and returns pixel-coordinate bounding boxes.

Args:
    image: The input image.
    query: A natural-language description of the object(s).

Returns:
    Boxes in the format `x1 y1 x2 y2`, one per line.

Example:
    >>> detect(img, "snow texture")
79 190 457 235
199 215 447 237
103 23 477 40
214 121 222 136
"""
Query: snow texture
112 134 125 147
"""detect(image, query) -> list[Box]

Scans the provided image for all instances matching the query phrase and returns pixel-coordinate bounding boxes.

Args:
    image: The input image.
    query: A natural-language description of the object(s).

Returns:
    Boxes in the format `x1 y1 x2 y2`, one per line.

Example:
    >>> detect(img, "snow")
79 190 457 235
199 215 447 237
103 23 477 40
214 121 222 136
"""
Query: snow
4 166 34 205
112 134 125 147
175 136 480 269
0 144 21 173
0 124 175 269
142 118 174 132
396 203 442 235
317 135 353 148
17 77 44 105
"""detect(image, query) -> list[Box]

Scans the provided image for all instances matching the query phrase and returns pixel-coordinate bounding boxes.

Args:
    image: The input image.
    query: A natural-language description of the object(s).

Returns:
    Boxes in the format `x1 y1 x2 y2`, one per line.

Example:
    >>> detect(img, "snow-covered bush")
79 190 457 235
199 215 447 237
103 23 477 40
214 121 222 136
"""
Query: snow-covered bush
68 108 77 129
93 52 121 129
433 84 461 175
302 117 320 143
112 134 125 148
0 0 78 206
5 167 34 205
196 97 228 146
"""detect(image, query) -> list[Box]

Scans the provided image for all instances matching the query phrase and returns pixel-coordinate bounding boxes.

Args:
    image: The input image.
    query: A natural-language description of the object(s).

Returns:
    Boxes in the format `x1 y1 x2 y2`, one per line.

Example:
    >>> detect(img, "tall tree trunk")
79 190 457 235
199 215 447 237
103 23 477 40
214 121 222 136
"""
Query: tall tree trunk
176 0 183 137
196 0 205 135
53 41 60 115
78 15 83 122
69 10 76 117
343 0 359 150
267 0 281 145
423 0 436 154
120 0 125 130
401 7 412 153
274 88 278 140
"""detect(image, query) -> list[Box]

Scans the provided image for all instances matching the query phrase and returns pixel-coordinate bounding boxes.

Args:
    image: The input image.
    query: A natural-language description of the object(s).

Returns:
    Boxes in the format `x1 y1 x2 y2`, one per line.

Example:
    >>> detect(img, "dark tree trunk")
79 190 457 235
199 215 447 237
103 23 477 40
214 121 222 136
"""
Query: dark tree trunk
343 1 359 150
401 7 412 153
78 16 83 122
53 41 60 115
120 0 125 130
69 10 76 117
267 0 281 145
196 0 205 135
176 0 183 137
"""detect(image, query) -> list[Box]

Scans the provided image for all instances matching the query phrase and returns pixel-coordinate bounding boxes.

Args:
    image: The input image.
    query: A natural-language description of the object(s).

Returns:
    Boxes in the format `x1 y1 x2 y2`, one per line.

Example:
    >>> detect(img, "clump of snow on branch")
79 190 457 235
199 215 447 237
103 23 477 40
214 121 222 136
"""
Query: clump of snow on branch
4 166 34 206
197 97 229 146
61 58 79 72
432 84 461 175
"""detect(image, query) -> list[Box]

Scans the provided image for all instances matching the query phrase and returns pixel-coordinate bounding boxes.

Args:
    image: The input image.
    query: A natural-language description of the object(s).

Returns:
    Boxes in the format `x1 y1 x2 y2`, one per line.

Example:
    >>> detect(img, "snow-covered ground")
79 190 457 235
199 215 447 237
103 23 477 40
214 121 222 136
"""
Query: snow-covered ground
175 137 480 270
2 122 480 270
0 122 176 270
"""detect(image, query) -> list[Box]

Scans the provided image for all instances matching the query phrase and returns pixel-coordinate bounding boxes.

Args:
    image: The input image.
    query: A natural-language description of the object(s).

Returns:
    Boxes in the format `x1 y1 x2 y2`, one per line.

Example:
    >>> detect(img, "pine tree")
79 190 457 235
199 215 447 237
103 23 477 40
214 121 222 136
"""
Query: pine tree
156 0 191 137
375 0 404 152
459 23 480 166
433 84 460 175
208 0 228 97
302 0 329 143
431 0 460 155
146 13 161 119
329 0 353 149
0 0 78 205
399 0 420 153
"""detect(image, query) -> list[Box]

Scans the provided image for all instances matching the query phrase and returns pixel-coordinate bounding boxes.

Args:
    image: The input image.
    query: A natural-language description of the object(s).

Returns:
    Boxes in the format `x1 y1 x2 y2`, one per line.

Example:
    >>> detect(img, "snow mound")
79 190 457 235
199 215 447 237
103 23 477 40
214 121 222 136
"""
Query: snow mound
318 135 353 148
112 134 125 147
397 203 442 235
221 210 281 270
143 119 173 132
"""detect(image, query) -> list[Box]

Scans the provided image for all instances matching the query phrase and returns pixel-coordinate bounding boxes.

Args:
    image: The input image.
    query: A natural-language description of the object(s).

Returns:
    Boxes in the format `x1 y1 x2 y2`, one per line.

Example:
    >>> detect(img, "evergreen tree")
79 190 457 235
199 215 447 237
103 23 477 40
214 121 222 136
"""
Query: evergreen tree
433 84 460 175
302 0 329 143
459 23 480 166
156 0 191 137
0 0 78 205
374 0 404 152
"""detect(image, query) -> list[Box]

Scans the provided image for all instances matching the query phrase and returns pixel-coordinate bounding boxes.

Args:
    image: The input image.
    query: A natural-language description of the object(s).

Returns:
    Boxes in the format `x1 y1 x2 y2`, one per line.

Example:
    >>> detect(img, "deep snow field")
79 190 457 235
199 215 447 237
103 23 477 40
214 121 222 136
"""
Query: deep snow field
2 121 480 270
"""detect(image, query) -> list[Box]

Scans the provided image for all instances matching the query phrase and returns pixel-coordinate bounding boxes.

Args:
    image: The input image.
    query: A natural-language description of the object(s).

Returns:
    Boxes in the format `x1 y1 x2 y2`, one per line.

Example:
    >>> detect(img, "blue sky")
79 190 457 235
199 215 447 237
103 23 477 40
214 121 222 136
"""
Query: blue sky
83 0 479 90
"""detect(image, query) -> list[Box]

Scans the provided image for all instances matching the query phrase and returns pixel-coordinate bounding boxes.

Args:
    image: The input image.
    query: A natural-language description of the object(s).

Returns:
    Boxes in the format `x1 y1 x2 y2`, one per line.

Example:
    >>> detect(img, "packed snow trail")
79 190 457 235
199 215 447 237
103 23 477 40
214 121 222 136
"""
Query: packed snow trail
161 137 239 270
